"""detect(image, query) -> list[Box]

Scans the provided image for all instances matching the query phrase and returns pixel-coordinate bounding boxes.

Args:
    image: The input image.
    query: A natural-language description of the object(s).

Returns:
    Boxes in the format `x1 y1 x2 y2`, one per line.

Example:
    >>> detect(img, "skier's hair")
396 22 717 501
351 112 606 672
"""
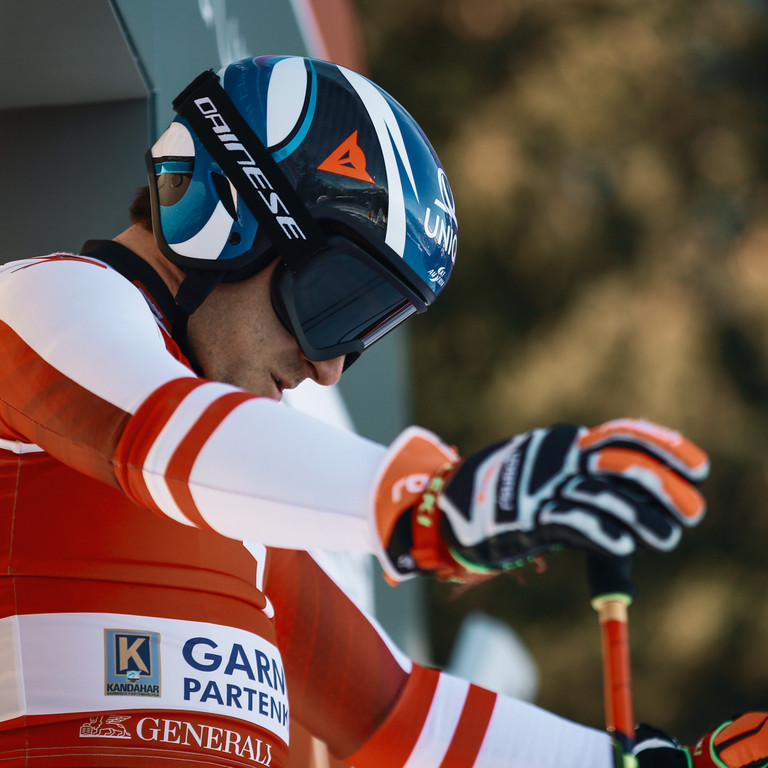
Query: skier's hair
129 185 153 232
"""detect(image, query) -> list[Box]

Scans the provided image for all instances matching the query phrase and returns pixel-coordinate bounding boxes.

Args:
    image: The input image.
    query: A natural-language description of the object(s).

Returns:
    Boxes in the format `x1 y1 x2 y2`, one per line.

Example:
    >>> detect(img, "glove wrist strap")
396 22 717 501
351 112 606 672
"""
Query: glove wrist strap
410 462 461 580
372 427 459 583
410 463 498 583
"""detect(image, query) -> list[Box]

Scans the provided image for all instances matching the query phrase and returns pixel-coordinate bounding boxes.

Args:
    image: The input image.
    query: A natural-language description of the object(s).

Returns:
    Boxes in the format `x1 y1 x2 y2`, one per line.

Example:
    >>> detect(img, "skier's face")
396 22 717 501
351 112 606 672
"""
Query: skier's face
186 259 345 400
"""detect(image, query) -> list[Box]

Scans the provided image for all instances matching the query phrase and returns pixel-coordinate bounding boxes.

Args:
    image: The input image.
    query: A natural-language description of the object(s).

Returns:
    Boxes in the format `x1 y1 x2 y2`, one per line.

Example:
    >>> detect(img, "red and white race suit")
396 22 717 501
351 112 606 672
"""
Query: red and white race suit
0 247 612 767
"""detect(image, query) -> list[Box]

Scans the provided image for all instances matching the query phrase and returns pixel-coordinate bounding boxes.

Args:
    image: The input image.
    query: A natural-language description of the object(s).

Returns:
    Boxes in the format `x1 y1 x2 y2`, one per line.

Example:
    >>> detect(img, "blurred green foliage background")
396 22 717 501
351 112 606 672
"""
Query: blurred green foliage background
355 0 768 743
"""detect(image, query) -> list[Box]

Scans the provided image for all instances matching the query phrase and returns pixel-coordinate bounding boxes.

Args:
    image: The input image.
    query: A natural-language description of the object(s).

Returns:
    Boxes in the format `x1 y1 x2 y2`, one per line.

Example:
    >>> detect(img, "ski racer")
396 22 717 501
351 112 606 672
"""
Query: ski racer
0 54 755 768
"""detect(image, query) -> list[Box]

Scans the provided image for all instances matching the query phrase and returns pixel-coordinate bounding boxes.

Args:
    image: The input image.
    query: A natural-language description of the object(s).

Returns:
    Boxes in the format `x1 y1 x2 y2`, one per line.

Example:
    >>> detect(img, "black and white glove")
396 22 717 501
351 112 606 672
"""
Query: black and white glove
398 419 708 579
633 715 768 767
632 724 690 767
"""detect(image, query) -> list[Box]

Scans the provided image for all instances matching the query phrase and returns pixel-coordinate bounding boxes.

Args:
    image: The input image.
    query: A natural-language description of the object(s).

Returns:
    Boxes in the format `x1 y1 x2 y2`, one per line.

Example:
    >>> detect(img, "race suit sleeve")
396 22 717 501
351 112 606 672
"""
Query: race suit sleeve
0 255 387 553
267 549 614 768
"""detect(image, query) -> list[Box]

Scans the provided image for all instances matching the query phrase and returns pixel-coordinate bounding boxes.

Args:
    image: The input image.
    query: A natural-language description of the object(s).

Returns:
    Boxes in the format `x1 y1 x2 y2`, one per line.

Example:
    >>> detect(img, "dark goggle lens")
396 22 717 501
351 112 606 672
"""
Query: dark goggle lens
293 252 415 346
275 246 425 361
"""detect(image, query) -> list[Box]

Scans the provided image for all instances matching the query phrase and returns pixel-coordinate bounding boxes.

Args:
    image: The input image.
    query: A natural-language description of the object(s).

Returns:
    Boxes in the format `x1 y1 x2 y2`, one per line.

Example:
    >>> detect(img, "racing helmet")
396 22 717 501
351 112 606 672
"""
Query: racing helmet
147 55 457 365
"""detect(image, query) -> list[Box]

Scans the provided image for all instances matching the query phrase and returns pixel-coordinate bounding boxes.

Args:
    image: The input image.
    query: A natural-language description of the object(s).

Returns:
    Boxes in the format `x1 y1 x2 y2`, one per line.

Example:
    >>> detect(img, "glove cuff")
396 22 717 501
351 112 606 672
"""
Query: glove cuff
634 723 692 768
409 461 480 582
635 743 693 768
370 426 459 584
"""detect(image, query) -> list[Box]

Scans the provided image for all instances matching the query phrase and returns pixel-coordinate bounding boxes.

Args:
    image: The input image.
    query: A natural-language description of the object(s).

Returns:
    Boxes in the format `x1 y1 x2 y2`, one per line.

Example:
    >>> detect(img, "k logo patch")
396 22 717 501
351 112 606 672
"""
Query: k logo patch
105 629 161 697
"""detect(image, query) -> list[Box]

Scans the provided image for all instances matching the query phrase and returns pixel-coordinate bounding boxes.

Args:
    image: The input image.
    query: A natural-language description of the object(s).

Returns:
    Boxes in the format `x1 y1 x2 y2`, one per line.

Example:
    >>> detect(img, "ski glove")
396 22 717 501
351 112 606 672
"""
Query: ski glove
375 419 708 582
634 714 768 767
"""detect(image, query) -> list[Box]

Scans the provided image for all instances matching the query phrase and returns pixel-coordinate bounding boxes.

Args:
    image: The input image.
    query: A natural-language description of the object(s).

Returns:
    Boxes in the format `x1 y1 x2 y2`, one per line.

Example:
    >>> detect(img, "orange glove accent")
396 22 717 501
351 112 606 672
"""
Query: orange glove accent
578 418 709 483
371 427 459 583
589 447 706 523
693 712 768 768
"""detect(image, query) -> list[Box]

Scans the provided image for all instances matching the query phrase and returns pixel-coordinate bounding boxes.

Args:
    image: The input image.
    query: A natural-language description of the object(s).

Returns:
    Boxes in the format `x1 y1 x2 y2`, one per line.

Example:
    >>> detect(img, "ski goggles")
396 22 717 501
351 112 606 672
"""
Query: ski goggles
271 228 435 367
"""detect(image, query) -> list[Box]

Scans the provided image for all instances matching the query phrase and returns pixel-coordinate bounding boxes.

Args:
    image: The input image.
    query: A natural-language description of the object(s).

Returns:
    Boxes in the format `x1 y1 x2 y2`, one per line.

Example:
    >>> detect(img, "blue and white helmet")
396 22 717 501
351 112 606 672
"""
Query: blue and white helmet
147 55 458 362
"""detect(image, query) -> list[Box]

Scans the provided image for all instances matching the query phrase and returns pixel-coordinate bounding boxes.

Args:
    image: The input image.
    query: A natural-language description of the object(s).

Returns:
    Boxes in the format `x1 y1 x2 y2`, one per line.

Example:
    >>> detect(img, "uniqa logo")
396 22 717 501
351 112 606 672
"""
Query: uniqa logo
424 168 457 262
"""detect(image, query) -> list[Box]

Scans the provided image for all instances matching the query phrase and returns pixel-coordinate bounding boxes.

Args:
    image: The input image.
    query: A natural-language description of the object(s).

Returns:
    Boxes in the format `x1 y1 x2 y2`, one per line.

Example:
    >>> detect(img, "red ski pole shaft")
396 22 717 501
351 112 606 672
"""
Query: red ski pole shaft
587 554 637 768
594 595 635 742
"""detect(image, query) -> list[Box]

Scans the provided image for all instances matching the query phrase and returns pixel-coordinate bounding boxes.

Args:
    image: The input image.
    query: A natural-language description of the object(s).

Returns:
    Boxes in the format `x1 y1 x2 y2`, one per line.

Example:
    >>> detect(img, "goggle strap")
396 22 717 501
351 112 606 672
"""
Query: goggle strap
172 69 328 267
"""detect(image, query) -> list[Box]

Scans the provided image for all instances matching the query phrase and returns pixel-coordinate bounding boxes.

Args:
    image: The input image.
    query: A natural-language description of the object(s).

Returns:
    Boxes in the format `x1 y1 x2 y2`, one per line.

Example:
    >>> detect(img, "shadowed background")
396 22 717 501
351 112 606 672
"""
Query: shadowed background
354 0 768 742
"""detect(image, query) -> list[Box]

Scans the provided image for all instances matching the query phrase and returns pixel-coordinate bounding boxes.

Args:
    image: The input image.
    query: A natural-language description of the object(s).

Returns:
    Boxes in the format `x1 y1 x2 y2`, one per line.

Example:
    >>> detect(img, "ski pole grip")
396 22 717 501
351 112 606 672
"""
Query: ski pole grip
587 553 635 602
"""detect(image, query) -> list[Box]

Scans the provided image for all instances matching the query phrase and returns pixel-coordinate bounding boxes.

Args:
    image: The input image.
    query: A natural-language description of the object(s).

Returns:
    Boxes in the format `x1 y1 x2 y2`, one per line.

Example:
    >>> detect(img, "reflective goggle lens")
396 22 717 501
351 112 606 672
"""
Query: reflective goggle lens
292 251 415 346
274 243 428 362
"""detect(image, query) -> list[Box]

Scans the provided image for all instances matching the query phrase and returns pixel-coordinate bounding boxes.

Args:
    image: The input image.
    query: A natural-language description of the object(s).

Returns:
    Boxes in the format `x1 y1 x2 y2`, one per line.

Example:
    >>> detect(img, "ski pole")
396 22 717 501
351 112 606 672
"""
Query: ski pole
586 554 637 768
